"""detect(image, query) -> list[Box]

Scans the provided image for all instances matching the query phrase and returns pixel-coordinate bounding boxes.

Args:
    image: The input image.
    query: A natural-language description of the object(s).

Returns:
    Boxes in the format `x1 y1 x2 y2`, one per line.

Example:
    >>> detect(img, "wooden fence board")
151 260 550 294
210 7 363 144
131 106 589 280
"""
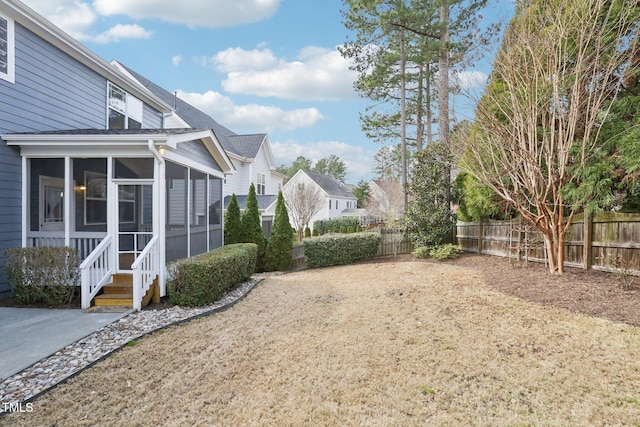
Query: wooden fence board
457 213 640 275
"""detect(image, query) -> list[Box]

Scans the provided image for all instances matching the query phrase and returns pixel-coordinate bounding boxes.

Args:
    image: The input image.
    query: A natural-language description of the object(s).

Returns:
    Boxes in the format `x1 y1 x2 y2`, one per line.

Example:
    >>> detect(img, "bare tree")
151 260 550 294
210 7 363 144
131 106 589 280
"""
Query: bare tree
458 0 639 274
283 183 325 241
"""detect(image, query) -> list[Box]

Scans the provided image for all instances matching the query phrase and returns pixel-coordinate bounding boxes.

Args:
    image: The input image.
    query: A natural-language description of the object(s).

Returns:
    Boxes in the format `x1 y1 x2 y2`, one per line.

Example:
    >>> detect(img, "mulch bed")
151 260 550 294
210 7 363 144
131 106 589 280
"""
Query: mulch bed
431 253 640 327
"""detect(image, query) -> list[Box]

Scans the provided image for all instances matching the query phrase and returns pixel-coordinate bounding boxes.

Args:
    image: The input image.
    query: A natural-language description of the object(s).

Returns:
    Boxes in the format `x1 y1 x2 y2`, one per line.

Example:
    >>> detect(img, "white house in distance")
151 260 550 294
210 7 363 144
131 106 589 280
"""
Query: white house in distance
277 170 358 231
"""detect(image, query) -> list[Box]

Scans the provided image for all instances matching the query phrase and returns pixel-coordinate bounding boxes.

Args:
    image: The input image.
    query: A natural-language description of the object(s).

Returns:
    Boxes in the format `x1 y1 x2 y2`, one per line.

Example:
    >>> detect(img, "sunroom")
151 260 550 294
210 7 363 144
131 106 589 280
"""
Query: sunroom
2 128 235 310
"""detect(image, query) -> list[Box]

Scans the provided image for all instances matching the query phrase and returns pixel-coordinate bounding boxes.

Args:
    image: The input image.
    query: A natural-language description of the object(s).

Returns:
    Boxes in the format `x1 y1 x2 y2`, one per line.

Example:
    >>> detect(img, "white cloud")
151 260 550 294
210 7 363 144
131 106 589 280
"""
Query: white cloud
211 48 280 73
452 70 488 91
210 46 358 101
176 90 324 133
22 0 153 43
93 0 281 28
91 24 152 44
22 0 96 39
172 55 183 67
271 140 375 181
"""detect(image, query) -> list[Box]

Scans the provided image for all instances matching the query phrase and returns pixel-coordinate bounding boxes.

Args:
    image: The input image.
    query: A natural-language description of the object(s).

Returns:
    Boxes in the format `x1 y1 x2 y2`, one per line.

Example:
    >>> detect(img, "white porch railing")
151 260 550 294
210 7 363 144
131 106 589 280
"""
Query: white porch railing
79 235 115 309
27 232 106 259
131 236 159 311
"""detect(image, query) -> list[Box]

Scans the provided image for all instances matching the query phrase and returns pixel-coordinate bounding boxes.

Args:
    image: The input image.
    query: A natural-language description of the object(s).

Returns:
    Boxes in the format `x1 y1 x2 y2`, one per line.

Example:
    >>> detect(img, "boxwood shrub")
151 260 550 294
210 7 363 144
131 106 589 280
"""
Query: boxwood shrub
5 247 80 305
167 243 257 307
303 232 381 268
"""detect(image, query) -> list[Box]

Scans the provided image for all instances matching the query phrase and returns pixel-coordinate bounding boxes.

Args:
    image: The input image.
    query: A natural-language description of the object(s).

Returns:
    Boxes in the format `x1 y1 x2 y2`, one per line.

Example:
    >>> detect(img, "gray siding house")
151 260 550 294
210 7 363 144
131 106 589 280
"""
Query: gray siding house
111 61 285 234
0 0 235 309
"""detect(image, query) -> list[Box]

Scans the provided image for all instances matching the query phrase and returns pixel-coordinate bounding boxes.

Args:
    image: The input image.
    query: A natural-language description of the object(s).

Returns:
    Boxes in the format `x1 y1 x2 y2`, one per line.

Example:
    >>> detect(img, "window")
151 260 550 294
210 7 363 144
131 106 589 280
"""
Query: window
256 173 266 195
329 200 332 210
108 82 143 129
297 183 304 191
0 12 15 83
85 172 107 225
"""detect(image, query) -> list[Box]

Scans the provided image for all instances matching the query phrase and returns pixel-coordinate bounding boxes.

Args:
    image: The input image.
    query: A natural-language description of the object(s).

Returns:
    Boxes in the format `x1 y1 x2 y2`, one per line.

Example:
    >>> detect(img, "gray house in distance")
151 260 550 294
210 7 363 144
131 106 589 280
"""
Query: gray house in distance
0 0 235 309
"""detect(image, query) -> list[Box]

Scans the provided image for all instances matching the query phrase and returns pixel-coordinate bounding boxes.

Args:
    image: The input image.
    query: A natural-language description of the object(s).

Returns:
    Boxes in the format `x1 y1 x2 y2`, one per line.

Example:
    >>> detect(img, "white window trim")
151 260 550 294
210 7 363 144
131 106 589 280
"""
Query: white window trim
0 12 15 84
107 82 143 129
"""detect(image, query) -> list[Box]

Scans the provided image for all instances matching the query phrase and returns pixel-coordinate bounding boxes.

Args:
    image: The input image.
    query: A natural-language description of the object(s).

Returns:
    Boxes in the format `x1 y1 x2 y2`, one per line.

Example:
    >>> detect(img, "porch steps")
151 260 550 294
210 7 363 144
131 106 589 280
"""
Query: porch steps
93 274 158 309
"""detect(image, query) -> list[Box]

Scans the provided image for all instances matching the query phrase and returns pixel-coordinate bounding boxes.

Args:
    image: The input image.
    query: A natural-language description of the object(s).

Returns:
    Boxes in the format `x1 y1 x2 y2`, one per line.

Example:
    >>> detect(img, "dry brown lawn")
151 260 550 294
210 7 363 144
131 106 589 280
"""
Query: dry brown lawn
3 255 640 426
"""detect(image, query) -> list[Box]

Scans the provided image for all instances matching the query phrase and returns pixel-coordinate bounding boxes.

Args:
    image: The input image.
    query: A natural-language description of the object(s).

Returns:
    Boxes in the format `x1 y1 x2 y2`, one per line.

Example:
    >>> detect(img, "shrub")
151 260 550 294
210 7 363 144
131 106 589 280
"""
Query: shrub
429 244 462 260
5 247 80 305
241 184 267 272
224 194 242 245
304 227 311 239
412 244 462 260
314 217 360 235
303 232 381 268
265 192 293 272
312 228 319 237
168 243 257 307
411 246 432 259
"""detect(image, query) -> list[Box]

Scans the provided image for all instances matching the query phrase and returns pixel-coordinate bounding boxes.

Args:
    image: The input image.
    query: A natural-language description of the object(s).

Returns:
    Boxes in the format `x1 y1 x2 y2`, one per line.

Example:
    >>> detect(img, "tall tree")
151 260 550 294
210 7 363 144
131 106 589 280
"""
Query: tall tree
313 154 348 182
341 0 497 205
458 0 639 274
265 191 293 272
241 184 267 271
277 156 313 183
223 194 242 245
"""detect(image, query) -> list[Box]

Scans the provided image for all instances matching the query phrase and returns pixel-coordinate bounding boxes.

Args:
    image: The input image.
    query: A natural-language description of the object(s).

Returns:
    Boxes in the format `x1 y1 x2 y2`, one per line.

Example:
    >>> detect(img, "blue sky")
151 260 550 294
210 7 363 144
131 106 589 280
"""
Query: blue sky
22 0 514 183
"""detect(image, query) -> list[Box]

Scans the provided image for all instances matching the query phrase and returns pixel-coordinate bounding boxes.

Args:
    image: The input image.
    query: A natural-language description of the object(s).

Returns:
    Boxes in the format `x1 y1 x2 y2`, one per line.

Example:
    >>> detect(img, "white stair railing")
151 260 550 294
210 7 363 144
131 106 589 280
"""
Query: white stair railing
80 235 114 309
131 236 159 311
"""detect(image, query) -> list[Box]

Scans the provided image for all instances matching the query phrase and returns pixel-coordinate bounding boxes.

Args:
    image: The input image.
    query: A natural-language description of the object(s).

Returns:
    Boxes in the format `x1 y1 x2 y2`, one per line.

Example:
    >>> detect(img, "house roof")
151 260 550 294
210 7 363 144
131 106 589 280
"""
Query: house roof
224 195 277 211
2 128 236 174
300 170 355 198
227 134 267 159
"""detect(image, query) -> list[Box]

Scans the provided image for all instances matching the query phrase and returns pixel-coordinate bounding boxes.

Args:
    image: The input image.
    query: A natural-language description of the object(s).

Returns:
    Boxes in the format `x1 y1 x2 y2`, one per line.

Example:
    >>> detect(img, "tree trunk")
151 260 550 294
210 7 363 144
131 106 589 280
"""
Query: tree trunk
438 2 451 202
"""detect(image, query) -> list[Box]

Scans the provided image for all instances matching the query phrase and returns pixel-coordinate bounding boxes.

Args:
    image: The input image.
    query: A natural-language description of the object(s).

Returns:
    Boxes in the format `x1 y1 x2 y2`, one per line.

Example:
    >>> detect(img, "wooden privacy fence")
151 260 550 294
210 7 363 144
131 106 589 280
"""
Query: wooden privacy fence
456 212 640 274
290 228 414 270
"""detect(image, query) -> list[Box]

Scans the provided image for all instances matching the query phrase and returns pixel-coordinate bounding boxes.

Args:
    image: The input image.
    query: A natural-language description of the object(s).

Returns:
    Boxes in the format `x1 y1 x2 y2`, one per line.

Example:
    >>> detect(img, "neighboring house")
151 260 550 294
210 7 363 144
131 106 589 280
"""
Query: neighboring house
0 0 235 308
112 61 285 232
277 170 358 231
366 179 404 223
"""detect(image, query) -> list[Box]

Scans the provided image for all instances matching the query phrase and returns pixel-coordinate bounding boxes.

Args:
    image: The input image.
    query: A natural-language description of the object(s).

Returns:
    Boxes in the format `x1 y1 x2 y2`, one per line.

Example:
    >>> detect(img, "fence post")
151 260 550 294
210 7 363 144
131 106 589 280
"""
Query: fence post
477 221 483 254
583 211 593 270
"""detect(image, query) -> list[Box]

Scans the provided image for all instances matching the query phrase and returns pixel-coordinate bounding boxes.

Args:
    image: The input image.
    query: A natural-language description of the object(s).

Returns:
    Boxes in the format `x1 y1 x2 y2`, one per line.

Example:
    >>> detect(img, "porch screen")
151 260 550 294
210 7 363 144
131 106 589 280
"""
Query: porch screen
165 161 187 262
209 176 222 249
190 170 207 257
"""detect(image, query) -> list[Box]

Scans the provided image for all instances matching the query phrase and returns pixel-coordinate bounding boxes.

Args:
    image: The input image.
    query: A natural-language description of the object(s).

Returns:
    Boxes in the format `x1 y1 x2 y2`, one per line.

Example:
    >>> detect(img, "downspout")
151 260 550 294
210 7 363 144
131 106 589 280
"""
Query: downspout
148 140 167 297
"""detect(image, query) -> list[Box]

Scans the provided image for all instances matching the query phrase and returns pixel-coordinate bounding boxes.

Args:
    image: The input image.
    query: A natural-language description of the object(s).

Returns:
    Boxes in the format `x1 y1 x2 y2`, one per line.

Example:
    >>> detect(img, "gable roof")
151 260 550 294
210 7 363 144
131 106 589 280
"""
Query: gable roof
227 134 267 159
300 170 355 198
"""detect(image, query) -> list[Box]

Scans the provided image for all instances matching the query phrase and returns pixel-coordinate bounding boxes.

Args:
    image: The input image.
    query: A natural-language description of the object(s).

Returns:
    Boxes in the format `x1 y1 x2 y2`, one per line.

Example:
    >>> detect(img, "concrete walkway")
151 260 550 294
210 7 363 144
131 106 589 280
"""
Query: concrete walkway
0 307 131 380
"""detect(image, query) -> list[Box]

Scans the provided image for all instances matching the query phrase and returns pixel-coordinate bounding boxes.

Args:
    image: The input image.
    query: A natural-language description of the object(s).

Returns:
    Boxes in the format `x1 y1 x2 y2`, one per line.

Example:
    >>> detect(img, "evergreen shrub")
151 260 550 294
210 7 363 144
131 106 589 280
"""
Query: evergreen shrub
168 243 257 307
303 232 381 268
5 247 79 305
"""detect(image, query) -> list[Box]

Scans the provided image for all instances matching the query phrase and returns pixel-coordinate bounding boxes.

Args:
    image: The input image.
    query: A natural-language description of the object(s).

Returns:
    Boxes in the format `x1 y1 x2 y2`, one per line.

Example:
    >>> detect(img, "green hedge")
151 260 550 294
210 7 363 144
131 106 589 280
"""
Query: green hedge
5 247 80 305
167 243 257 307
314 217 360 235
303 232 381 268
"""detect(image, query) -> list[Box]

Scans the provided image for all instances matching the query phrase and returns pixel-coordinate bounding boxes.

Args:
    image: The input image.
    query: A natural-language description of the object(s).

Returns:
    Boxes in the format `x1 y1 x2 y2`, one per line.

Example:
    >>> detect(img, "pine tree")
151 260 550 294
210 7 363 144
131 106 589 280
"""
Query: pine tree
265 191 293 271
224 194 242 245
241 184 267 271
